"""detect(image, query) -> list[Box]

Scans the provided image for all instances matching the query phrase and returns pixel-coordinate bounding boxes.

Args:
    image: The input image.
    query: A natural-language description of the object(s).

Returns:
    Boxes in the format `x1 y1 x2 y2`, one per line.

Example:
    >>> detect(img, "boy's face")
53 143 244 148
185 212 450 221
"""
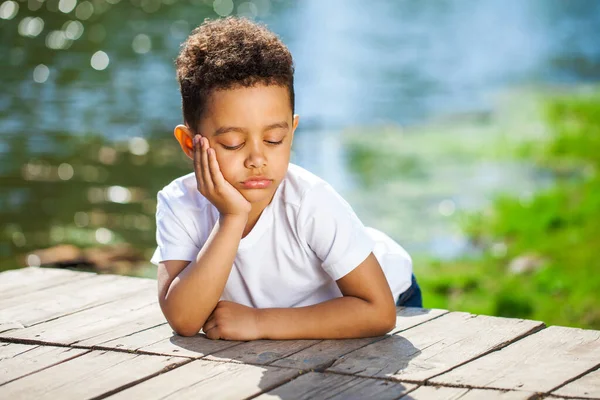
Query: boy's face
176 84 299 207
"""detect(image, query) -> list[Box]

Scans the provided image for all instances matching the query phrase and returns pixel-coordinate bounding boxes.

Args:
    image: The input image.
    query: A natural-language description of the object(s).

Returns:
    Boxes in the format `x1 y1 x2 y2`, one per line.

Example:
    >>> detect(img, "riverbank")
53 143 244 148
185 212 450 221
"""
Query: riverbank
344 86 600 329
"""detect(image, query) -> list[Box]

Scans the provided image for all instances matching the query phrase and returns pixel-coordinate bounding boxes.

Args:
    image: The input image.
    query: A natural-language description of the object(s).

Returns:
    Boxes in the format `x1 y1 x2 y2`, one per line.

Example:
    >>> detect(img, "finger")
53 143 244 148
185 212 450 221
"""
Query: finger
201 137 214 191
207 148 226 187
203 318 217 332
193 135 205 192
204 325 220 340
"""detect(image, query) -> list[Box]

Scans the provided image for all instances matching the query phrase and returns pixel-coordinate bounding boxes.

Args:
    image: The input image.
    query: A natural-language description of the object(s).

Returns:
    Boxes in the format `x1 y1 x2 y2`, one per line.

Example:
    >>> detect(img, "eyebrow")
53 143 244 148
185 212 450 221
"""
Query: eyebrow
213 121 289 137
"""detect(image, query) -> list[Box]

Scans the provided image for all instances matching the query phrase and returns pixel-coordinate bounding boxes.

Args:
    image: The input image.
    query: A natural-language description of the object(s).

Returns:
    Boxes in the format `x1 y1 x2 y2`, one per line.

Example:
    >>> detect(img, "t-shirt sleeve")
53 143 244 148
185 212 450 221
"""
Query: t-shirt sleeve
150 189 202 265
298 183 375 281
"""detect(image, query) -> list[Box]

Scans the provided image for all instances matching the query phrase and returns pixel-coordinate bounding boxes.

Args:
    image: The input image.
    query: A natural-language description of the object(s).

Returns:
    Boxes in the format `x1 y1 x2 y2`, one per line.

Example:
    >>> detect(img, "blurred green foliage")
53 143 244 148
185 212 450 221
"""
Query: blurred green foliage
421 91 600 329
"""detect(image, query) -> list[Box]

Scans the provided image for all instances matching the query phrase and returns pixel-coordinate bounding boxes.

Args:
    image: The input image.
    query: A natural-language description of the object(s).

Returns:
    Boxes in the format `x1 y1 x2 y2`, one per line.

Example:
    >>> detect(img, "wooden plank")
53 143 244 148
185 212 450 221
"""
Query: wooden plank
0 350 187 400
554 367 600 399
431 326 600 393
105 359 300 399
272 307 448 370
205 339 321 365
0 291 159 346
0 274 155 328
133 329 243 358
0 343 88 385
95 323 241 359
0 267 95 300
398 386 534 399
255 371 417 400
95 323 175 351
327 312 544 382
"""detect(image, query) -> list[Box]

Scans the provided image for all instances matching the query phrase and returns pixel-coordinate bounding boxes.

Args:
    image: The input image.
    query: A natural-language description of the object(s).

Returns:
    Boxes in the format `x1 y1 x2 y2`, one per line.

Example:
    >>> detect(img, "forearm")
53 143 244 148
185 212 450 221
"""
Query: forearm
162 215 245 334
257 296 396 340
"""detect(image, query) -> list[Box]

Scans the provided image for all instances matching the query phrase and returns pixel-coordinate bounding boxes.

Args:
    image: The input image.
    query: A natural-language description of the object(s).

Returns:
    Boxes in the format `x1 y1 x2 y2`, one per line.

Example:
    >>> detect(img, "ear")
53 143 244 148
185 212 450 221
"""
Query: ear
174 124 194 160
290 114 300 146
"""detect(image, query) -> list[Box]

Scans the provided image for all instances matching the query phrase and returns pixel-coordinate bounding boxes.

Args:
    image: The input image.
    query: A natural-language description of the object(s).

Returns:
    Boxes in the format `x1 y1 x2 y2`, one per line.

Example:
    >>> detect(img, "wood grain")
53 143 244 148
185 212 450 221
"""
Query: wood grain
255 371 416 400
0 350 187 400
272 307 448 370
553 367 600 399
431 326 600 393
105 359 300 400
327 312 543 382
0 343 88 385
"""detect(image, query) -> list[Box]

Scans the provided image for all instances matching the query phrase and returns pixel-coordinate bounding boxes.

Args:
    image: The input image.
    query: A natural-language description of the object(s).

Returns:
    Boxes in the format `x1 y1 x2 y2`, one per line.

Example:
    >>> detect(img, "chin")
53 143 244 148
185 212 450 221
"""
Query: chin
240 188 276 204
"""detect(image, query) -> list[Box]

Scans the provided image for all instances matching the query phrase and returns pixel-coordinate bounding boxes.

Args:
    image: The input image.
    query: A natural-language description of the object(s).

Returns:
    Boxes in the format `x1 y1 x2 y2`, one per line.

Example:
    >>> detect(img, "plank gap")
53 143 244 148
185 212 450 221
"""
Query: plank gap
423 321 546 384
548 362 600 395
86 357 195 400
0 336 188 359
0 348 93 388
390 308 450 335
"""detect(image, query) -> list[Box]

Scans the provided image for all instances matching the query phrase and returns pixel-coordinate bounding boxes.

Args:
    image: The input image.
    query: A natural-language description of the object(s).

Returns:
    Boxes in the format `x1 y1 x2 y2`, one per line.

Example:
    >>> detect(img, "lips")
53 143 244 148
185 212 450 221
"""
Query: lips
241 176 273 189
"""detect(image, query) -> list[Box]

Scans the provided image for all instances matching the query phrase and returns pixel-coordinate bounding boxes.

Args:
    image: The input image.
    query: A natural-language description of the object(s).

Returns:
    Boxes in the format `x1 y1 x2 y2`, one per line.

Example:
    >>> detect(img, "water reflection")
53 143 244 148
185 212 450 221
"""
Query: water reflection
1 0 599 273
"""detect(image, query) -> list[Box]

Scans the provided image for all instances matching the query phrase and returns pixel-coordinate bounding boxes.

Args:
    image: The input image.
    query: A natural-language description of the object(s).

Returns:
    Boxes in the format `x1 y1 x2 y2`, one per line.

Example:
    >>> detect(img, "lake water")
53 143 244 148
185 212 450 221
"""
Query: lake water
1 0 599 272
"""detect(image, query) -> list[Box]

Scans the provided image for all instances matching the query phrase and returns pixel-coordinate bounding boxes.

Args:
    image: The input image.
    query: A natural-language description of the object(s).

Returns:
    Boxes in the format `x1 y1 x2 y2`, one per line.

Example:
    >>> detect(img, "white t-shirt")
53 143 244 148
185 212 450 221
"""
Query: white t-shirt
151 163 412 308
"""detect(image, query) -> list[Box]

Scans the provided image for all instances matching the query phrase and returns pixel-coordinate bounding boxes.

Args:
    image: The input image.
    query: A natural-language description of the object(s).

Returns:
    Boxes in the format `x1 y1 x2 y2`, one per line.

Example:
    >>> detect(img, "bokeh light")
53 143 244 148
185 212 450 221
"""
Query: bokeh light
33 64 50 83
0 1 19 20
75 1 94 20
63 20 84 40
132 34 152 54
58 0 77 14
91 50 109 70
213 0 233 17
18 17 44 37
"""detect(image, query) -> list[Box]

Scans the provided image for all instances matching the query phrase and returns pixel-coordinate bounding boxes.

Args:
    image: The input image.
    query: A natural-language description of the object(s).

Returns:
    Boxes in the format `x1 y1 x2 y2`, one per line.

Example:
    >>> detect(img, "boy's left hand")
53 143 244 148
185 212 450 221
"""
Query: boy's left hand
202 301 262 341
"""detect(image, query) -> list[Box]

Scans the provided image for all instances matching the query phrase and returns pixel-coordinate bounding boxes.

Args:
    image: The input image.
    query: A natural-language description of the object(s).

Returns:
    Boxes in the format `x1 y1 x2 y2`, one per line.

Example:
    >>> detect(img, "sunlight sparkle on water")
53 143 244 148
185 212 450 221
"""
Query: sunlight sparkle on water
26 254 41 267
95 228 113 244
75 1 94 20
18 17 44 37
213 0 233 16
107 186 131 204
58 0 77 14
0 1 19 20
33 64 50 83
74 212 90 227
237 2 258 18
46 30 71 50
132 34 151 54
129 137 149 155
63 20 84 40
58 163 74 180
91 50 109 70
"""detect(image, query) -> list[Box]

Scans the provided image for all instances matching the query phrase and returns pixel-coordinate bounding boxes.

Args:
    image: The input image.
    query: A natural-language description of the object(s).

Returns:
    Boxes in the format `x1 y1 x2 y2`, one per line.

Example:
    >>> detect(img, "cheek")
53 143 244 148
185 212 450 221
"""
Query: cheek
213 151 239 181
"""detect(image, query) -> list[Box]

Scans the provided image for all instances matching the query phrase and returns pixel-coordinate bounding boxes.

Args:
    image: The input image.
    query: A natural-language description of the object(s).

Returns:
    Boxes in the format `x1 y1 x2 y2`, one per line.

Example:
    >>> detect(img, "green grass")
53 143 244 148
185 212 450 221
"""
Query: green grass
418 90 600 329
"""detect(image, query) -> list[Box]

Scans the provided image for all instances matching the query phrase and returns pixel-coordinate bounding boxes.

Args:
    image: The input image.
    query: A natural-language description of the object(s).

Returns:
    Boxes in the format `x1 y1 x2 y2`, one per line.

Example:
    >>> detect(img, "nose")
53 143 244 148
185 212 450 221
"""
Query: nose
243 140 266 169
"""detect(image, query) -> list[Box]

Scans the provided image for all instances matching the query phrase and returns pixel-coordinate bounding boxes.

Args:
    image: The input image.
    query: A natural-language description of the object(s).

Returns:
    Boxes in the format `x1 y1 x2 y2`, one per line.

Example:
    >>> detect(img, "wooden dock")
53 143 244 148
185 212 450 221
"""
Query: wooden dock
1 267 599 399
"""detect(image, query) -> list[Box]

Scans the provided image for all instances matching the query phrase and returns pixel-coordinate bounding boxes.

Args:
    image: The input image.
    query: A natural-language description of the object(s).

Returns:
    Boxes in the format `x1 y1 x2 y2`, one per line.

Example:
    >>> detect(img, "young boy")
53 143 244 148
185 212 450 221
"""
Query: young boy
151 17 422 340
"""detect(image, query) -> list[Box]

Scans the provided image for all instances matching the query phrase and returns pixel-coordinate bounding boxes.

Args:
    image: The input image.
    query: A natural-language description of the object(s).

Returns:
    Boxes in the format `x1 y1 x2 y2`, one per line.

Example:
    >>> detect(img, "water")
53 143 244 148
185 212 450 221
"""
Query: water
1 0 599 272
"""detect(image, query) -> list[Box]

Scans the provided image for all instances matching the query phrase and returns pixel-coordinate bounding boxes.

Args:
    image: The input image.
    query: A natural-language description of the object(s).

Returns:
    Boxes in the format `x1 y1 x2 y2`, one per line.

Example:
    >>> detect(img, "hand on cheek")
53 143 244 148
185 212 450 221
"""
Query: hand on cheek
193 135 251 218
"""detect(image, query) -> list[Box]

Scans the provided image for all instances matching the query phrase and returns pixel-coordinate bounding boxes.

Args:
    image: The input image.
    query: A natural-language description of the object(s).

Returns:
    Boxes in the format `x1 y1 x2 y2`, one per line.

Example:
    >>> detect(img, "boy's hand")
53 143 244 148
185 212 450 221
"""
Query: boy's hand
193 135 251 218
202 301 262 340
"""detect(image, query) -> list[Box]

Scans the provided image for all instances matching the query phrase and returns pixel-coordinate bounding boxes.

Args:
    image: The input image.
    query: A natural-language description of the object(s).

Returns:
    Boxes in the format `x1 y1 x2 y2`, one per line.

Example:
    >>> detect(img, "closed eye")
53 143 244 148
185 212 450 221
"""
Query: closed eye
266 140 284 145
221 143 243 150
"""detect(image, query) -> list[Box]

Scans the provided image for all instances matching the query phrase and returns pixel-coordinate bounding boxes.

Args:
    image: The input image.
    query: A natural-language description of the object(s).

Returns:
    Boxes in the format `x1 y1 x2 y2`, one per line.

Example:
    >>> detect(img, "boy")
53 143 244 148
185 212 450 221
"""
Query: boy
151 17 422 340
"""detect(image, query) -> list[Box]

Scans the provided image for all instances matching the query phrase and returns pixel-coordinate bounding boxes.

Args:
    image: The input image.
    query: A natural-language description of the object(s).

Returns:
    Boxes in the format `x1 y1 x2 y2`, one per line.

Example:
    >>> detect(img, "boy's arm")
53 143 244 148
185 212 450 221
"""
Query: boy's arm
202 253 398 340
157 214 246 337
158 135 251 337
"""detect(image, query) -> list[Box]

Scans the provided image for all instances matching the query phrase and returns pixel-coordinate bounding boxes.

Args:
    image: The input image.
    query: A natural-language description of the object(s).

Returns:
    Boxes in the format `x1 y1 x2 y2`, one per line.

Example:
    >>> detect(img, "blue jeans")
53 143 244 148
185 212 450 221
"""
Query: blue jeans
396 274 423 307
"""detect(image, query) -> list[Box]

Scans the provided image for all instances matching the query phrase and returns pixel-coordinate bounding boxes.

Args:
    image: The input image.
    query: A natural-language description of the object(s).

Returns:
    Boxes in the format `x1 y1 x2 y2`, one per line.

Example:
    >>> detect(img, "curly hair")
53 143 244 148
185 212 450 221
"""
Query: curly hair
175 17 295 132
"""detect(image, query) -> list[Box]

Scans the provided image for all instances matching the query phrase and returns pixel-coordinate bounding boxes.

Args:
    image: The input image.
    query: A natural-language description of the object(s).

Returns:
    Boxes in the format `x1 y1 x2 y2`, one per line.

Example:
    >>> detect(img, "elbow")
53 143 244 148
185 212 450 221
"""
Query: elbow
167 316 202 337
160 299 202 337
172 324 200 337
376 302 397 335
